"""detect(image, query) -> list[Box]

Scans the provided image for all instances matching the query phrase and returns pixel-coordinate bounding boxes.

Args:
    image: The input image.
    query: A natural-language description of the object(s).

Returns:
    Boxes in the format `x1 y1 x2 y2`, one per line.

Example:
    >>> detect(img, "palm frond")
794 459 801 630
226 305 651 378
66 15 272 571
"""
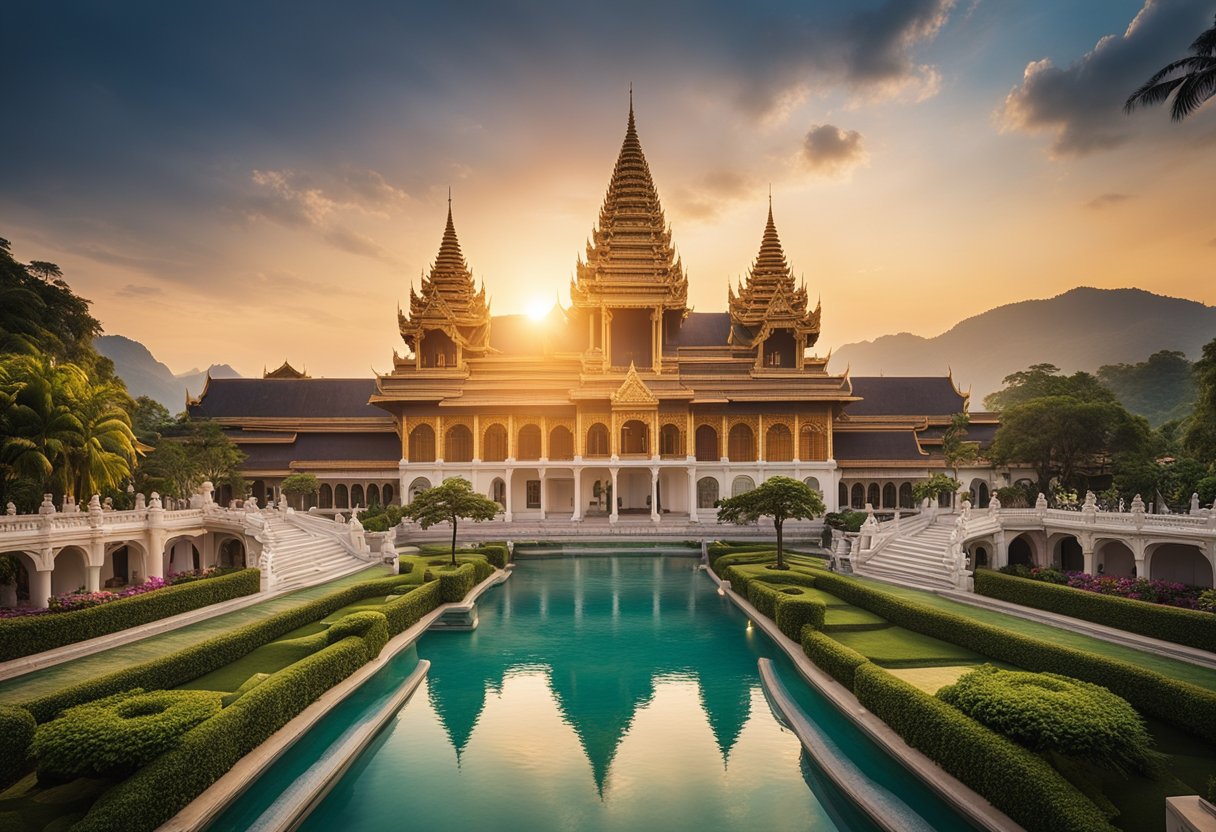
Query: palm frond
1171 69 1216 120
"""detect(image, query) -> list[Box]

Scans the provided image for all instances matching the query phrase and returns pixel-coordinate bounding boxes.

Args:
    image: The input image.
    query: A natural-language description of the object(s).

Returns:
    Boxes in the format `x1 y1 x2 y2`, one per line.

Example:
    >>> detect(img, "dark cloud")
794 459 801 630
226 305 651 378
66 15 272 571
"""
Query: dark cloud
1086 192 1134 209
801 124 868 176
1000 0 1215 156
669 170 758 221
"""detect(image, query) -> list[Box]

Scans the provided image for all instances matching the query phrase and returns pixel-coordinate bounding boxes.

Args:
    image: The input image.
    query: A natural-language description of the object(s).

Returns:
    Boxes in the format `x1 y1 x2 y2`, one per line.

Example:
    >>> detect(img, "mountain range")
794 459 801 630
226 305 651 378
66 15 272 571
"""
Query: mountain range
829 287 1216 406
94 335 239 413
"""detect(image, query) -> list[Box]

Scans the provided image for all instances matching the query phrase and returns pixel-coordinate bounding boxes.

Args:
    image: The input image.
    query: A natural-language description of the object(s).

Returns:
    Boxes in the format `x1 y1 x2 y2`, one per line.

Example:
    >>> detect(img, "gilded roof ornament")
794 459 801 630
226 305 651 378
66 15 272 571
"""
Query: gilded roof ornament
729 202 819 349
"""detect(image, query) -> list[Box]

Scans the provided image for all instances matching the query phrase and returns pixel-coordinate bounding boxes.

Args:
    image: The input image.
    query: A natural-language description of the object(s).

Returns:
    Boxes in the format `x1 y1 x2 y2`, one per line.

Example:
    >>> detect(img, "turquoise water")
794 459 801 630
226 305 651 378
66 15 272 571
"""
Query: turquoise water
212 555 975 831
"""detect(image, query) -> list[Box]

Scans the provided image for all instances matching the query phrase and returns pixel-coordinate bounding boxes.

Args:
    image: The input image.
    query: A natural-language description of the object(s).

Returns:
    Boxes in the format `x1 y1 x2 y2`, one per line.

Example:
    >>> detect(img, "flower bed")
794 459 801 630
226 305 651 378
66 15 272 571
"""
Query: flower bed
999 565 1209 611
1 567 245 618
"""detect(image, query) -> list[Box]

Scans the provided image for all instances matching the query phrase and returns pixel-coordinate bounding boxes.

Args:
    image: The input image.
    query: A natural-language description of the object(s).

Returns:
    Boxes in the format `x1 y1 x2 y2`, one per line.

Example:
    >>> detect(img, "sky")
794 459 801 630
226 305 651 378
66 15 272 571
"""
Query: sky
2 0 1214 378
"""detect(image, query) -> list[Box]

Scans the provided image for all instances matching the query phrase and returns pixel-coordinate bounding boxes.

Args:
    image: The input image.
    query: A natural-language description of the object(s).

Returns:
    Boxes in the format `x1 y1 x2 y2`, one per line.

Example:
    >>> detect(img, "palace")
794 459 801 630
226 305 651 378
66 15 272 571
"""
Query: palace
188 101 1007 522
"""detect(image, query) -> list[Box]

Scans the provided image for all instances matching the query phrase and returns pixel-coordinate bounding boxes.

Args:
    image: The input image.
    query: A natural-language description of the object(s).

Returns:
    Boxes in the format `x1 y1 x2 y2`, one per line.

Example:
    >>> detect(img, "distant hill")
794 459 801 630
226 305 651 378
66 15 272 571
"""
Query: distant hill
94 335 240 412
830 288 1216 406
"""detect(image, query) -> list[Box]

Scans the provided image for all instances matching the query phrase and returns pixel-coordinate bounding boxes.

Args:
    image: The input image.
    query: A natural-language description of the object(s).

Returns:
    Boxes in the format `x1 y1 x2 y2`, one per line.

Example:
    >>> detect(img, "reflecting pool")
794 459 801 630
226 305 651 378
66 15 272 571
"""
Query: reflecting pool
214 555 975 831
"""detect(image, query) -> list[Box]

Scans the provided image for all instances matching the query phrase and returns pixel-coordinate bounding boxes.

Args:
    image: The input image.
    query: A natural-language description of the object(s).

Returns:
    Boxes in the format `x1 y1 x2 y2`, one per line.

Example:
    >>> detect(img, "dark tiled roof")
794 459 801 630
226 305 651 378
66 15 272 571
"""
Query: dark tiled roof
847 377 965 417
189 378 382 419
670 312 731 347
834 431 925 460
239 431 399 468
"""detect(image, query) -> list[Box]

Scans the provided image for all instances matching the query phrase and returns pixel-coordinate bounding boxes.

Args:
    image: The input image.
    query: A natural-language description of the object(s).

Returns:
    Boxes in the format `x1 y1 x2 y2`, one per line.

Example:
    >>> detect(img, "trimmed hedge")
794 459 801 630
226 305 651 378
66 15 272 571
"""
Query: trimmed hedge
74 633 374 832
0 704 35 789
325 611 390 660
381 580 441 634
470 543 508 569
438 563 477 603
21 574 417 723
0 568 262 662
802 630 871 689
853 663 1117 832
747 582 783 620
775 597 826 642
812 570 1216 744
975 569 1216 653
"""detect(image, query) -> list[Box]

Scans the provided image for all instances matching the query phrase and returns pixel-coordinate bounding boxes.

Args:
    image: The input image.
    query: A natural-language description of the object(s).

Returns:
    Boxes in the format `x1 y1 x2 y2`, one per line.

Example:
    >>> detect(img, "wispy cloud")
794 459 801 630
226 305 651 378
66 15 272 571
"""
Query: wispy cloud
1086 192 1134 210
801 124 868 177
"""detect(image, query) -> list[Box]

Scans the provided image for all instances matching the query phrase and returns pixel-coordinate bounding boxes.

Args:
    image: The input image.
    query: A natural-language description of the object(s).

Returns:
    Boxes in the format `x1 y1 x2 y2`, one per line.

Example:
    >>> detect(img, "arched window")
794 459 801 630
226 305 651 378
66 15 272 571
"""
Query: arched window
800 425 827 461
367 484 381 507
586 423 609 457
803 476 820 496
731 475 755 497
697 477 719 509
483 424 508 462
898 482 913 509
408 477 432 502
409 424 435 463
620 419 648 455
659 424 682 457
319 484 333 509
445 424 473 462
490 478 506 508
351 484 365 508
382 484 395 505
727 423 755 462
839 482 848 508
882 483 896 509
765 424 792 461
867 483 880 508
695 425 719 462
336 484 349 509
850 483 864 509
517 424 542 460
549 426 574 460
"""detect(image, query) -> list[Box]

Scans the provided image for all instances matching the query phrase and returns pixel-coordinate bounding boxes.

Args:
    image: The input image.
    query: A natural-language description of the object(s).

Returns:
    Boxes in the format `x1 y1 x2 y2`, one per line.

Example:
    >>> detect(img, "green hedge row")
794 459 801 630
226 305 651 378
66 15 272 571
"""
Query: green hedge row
74 631 377 832
775 597 825 642
381 580 441 634
0 704 35 789
0 568 262 662
746 582 783 620
853 664 1117 832
812 570 1216 744
22 574 417 723
802 630 870 689
975 569 1216 653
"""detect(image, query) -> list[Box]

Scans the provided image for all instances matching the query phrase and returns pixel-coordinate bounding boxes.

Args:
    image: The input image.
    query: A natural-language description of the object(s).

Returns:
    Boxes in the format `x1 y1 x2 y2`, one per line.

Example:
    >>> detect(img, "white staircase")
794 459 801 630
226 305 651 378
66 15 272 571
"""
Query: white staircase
854 518 957 590
255 514 374 589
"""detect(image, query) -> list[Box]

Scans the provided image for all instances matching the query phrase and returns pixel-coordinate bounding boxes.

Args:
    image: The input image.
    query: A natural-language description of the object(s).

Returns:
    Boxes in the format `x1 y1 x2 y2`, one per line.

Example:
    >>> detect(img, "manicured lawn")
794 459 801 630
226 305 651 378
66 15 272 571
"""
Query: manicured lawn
177 631 330 693
830 626 986 668
821 605 887 631
884 665 978 694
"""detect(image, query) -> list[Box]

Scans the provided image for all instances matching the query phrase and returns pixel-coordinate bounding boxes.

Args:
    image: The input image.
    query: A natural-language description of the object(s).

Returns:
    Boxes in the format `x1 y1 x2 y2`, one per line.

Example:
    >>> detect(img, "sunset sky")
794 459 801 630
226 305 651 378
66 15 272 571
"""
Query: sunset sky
2 0 1214 378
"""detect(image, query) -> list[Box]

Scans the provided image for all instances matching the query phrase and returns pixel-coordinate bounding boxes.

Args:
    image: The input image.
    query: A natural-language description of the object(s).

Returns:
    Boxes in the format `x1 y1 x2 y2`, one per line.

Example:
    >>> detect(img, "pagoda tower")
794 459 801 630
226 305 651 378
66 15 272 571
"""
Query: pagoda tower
729 201 821 370
398 198 492 370
570 95 688 373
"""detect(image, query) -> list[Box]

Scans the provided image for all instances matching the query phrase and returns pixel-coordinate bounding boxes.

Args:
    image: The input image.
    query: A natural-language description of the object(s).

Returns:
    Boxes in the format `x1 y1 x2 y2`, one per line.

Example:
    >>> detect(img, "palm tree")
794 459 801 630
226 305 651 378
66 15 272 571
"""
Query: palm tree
1125 14 1216 120
0 357 82 498
69 378 137 499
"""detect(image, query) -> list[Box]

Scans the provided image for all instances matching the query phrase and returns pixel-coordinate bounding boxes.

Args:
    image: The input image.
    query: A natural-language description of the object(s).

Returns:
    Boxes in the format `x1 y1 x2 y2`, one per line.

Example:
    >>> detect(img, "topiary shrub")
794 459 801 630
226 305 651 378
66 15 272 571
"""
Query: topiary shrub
747 582 782 620
802 630 870 689
437 562 477 603
325 611 389 660
937 665 1157 775
32 688 223 780
775 597 826 642
0 704 36 788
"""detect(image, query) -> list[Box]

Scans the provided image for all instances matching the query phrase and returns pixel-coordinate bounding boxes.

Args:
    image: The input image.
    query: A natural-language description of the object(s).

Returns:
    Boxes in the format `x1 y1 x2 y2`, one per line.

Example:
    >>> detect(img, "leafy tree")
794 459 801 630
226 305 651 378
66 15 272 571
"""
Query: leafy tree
135 421 245 500
130 396 174 443
983 364 1113 412
359 503 405 532
1183 336 1216 463
26 261 63 282
280 473 319 510
401 477 500 566
182 421 246 490
715 476 824 570
0 238 103 368
912 473 963 506
942 412 980 480
1125 14 1216 121
1098 350 1195 427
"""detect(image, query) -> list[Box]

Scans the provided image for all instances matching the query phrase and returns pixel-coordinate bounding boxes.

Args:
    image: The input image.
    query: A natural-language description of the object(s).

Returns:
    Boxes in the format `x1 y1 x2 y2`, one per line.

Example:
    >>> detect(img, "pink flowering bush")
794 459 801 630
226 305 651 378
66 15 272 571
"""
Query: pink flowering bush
1005 567 1208 611
46 577 170 612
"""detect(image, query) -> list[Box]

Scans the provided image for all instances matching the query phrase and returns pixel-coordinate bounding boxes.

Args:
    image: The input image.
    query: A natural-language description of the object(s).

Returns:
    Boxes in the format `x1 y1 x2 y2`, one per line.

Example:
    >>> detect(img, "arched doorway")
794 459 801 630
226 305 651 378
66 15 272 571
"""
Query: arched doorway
765 424 792 462
490 478 506 508
586 423 610 458
1097 540 1135 577
850 483 864 509
335 484 349 509
882 483 896 509
1008 534 1035 568
409 424 436 463
727 424 755 462
620 420 648 455
973 545 989 569
483 424 508 462
1149 543 1213 587
867 483 880 508
367 484 381 507
697 477 720 509
659 424 682 457
839 483 848 509
517 425 542 460
319 484 333 509
695 425 719 462
218 538 246 569
549 426 574 461
51 546 88 596
899 482 914 509
445 425 473 462
351 484 365 509
1054 535 1083 572
383 484 395 505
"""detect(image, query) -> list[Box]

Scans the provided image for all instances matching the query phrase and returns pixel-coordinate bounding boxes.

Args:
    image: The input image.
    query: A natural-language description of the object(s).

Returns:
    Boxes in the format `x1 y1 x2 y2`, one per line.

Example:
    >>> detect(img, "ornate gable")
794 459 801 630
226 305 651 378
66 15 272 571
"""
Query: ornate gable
611 363 659 407
729 202 820 350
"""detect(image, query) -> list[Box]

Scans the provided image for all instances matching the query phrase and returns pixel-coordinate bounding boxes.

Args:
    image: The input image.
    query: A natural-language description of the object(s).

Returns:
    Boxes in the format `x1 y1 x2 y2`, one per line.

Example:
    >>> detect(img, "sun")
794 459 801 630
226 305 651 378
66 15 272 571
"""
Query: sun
526 298 554 321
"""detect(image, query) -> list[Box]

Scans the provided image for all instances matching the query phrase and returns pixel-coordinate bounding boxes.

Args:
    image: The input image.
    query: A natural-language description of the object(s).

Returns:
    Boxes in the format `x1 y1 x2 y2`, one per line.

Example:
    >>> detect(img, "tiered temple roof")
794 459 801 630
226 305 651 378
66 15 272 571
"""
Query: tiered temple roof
570 97 687 309
728 202 820 348
399 199 492 353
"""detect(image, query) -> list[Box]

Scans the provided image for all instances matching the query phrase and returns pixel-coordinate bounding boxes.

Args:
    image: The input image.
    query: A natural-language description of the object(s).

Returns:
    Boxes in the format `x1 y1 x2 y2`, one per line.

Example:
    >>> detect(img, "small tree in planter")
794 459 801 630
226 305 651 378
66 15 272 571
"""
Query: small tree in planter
280 473 319 511
715 476 825 570
912 473 962 508
402 477 501 566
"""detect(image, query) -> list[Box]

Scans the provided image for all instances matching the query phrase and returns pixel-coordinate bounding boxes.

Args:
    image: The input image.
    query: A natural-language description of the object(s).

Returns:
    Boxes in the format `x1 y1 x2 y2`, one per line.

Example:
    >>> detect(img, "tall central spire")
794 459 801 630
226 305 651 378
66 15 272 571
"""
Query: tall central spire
570 95 687 308
729 202 819 350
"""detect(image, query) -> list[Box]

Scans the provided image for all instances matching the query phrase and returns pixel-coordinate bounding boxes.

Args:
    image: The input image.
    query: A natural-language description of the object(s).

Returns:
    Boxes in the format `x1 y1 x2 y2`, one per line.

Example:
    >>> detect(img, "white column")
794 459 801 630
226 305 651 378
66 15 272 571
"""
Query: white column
539 469 548 520
650 466 660 522
86 565 101 593
30 568 53 609
572 469 583 522
687 467 699 523
609 467 619 524
504 468 514 522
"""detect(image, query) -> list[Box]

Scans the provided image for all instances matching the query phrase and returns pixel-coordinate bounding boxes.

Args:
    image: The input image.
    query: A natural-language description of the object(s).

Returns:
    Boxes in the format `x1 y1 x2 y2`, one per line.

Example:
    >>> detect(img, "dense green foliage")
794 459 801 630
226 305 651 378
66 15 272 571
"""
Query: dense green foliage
1097 350 1196 427
436 560 494 603
773 594 826 642
359 502 405 532
21 575 420 723
823 510 867 533
32 688 223 780
0 568 261 662
280 472 319 510
402 477 501 565
135 419 246 502
853 664 1117 832
984 364 1116 411
911 473 962 505
975 569 1216 652
937 665 1156 775
0 704 36 789
802 630 871 689
715 476 825 569
809 569 1216 743
1184 336 1216 462
324 610 389 659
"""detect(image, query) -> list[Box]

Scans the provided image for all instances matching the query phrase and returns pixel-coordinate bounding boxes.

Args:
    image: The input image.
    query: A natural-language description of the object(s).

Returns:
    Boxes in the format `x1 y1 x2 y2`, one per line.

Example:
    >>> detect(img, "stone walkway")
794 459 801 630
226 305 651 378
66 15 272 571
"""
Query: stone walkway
0 567 388 705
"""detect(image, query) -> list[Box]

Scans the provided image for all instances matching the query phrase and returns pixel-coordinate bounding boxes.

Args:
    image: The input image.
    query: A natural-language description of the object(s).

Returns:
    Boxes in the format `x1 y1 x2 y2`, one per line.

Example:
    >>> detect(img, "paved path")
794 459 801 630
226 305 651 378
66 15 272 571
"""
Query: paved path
0 567 388 705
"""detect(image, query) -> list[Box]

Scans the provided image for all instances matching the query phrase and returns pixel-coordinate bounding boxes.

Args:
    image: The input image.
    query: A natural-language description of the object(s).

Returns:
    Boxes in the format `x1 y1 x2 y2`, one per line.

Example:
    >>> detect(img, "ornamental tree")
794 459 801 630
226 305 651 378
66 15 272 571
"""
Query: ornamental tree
280 472 319 510
715 476 824 570
402 477 501 566
912 473 962 507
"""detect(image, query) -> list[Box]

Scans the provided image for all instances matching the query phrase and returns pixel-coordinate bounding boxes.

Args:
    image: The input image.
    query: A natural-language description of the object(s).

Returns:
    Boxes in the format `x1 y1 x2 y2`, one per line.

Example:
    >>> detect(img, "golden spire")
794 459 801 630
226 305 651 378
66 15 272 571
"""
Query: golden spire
729 200 818 349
